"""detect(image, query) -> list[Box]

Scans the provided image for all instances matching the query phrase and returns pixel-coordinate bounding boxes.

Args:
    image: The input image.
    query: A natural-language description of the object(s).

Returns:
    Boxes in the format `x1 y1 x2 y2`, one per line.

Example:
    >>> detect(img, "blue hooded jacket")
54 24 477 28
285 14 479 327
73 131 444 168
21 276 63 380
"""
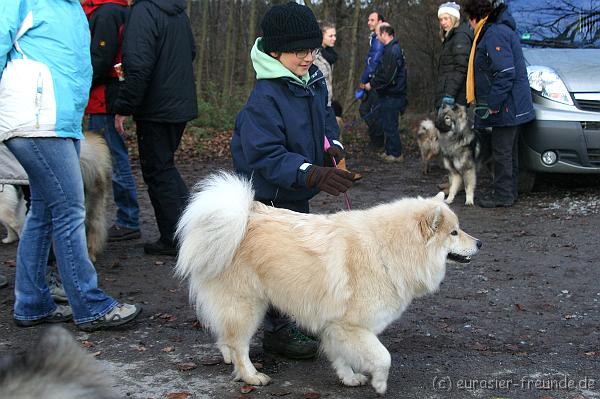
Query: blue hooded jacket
231 38 339 203
473 6 534 128
360 33 384 84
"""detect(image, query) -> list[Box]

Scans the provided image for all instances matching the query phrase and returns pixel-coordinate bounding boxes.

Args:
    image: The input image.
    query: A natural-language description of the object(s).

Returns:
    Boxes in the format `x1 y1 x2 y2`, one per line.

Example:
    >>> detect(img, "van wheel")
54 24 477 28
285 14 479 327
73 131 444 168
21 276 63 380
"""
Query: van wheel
518 170 536 193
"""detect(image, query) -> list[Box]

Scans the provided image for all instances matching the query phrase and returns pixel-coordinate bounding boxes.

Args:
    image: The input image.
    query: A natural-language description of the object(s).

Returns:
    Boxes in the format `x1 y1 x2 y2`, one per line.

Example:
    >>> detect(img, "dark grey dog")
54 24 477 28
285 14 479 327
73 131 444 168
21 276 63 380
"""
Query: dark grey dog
0 326 115 399
435 104 492 205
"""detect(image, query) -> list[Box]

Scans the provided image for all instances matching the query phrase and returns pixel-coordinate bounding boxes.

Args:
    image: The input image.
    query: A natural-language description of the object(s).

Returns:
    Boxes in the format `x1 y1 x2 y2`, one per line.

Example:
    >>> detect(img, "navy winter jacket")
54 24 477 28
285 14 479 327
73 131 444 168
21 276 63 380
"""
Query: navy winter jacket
360 33 384 84
231 65 339 203
371 38 408 105
473 6 534 128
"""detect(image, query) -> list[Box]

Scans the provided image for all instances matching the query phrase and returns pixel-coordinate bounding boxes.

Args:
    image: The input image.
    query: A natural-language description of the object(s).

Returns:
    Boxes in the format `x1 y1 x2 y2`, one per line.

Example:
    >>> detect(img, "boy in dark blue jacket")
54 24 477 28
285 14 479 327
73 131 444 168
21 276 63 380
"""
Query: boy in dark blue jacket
231 2 354 359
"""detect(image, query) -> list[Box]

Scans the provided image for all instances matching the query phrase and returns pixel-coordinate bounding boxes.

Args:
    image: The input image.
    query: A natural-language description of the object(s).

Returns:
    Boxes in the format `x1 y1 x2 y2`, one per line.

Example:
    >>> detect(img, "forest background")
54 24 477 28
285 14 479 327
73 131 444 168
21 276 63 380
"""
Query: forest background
186 0 444 133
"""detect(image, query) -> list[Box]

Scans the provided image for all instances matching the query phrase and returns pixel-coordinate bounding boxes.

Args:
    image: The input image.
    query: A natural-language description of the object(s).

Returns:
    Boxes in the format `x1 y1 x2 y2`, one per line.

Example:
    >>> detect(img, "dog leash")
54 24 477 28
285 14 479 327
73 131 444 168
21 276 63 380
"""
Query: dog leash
324 137 351 210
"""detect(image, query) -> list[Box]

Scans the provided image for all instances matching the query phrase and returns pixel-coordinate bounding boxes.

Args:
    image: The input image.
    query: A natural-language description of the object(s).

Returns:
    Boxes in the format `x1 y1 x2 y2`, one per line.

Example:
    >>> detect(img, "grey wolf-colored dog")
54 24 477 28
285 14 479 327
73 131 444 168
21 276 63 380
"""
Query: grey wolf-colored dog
435 104 488 205
175 172 481 395
0 326 115 399
0 131 111 261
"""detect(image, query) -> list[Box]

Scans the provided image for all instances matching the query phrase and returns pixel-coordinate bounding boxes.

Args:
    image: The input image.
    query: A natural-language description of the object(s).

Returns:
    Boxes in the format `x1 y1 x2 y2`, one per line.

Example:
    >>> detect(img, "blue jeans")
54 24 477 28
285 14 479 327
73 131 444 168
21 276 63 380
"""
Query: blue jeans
5 137 117 324
88 114 140 230
379 96 405 157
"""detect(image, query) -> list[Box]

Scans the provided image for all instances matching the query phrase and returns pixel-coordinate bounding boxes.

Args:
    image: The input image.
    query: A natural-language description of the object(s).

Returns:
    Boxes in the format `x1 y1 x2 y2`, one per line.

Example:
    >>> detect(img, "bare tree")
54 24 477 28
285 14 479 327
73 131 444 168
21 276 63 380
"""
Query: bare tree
245 0 258 94
343 0 362 110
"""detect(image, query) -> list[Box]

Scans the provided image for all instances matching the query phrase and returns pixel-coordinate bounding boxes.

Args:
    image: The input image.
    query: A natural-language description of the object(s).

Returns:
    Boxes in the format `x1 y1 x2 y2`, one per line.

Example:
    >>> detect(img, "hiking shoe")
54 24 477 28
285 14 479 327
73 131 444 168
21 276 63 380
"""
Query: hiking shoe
14 304 73 327
48 270 68 303
477 195 513 208
263 324 319 360
0 274 7 288
379 152 404 163
143 239 177 256
78 303 142 332
108 225 141 242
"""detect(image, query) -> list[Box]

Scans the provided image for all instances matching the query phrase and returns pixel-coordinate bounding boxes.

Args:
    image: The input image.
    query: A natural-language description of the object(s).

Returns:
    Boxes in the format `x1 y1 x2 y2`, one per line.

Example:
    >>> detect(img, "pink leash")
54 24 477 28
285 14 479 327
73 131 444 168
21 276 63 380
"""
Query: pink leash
324 137 351 210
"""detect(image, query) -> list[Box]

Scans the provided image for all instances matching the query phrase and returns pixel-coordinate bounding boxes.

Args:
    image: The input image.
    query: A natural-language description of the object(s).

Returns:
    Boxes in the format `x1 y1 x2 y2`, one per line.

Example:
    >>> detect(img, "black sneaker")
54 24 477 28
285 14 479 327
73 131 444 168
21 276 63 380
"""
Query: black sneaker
477 195 513 208
143 239 177 256
108 225 141 242
263 324 319 360
78 303 142 332
14 304 73 327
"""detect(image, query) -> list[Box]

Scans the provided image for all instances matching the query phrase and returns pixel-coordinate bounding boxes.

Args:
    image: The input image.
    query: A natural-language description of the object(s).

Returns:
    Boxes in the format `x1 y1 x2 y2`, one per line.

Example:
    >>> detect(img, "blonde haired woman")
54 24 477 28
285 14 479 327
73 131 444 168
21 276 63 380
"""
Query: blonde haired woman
313 21 337 107
435 2 473 108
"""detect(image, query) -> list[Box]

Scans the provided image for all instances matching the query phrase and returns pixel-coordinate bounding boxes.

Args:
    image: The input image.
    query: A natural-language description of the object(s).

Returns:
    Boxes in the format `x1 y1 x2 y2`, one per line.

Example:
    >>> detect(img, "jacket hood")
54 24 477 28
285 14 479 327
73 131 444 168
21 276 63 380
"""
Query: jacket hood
491 6 516 31
81 0 129 17
251 38 309 86
143 0 185 15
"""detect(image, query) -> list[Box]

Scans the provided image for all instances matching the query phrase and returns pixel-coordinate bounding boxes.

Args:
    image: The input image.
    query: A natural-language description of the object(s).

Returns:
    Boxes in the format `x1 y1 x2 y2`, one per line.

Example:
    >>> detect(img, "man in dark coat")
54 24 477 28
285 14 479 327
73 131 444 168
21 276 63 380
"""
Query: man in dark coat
113 0 198 255
365 23 408 162
81 0 142 242
358 11 386 149
464 0 534 208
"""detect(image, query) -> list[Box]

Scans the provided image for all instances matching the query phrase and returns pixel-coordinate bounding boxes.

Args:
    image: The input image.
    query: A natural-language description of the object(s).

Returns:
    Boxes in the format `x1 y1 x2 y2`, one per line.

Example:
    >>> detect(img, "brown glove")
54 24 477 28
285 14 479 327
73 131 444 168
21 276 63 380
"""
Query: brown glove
306 165 354 196
326 145 345 164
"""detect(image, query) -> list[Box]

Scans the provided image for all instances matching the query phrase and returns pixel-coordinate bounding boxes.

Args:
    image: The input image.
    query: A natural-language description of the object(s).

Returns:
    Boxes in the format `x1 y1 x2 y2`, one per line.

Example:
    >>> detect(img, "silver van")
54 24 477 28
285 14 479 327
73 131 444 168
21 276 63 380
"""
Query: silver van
506 0 600 190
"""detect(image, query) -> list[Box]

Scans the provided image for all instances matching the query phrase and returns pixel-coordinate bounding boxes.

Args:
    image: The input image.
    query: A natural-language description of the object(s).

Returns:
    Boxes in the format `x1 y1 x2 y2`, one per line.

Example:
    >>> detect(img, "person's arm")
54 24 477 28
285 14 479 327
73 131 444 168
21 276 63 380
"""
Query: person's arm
88 7 122 86
238 96 309 190
485 27 516 112
112 3 158 116
359 36 384 84
0 1 22 75
370 48 396 91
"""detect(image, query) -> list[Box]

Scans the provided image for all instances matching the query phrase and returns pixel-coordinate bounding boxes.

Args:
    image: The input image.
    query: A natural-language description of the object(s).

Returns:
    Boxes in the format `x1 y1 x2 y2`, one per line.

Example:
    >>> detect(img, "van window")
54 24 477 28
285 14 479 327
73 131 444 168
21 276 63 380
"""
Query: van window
506 0 599 48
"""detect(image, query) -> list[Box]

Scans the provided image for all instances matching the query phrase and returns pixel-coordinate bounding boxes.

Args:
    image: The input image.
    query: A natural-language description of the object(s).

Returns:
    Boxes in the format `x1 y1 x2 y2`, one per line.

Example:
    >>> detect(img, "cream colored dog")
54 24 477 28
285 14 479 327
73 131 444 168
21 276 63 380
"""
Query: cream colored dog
175 172 481 395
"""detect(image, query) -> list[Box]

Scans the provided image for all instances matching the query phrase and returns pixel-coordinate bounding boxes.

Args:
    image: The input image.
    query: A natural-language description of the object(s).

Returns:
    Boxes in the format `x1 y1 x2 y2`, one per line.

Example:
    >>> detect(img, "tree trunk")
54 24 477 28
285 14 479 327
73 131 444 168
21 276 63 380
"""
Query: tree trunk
244 0 258 95
195 0 209 99
222 0 236 98
186 0 192 17
343 0 361 111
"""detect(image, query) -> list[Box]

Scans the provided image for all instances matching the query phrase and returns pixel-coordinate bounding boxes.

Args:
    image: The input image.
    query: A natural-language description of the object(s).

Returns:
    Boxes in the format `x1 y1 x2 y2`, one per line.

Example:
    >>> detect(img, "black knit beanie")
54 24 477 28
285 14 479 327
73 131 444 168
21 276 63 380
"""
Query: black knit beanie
261 2 322 53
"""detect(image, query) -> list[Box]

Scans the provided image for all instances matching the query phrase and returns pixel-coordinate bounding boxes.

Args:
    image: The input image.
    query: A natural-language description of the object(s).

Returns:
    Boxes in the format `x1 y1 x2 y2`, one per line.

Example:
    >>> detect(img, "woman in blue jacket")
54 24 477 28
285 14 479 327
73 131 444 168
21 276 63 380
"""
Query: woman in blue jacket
464 0 534 208
231 2 354 360
0 0 140 330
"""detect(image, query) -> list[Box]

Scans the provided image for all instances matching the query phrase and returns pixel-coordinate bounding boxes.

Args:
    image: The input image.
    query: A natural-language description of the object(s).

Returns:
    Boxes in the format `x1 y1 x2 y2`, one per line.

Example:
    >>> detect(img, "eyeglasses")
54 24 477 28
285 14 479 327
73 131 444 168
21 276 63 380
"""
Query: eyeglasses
293 48 321 59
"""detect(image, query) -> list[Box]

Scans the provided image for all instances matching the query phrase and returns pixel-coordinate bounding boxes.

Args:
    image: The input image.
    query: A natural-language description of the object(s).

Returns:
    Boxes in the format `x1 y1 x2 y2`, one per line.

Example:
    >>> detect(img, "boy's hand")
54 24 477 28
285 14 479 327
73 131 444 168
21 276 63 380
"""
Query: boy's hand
326 145 345 163
306 165 354 196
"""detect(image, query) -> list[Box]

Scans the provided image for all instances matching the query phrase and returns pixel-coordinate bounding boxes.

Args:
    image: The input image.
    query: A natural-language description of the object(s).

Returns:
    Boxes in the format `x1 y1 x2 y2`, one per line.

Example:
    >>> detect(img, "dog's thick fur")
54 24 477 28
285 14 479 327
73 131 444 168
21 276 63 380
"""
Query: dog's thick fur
435 104 484 205
0 326 115 399
416 119 441 175
0 131 111 261
175 172 481 394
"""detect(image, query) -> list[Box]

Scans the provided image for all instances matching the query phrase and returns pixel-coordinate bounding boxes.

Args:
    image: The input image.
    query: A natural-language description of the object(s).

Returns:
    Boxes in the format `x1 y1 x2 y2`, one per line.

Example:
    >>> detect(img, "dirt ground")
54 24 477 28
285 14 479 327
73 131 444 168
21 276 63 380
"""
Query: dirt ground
1 124 599 399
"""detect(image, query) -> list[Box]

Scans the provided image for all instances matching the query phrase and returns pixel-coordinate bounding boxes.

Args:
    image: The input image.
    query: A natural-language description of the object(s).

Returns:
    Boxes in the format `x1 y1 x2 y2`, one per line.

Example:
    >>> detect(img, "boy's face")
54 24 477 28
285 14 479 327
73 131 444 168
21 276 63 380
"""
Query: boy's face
272 50 317 77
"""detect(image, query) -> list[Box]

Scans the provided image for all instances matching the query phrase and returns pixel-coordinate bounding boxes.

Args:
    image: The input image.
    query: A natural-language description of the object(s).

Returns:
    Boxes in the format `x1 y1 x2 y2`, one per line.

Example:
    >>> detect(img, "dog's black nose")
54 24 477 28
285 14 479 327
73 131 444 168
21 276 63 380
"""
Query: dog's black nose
476 240 482 249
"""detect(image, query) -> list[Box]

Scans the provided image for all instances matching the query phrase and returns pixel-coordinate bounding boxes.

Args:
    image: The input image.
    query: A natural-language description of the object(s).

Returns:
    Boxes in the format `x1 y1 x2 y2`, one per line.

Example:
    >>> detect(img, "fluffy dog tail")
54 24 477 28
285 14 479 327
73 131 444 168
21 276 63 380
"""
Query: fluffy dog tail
175 172 254 286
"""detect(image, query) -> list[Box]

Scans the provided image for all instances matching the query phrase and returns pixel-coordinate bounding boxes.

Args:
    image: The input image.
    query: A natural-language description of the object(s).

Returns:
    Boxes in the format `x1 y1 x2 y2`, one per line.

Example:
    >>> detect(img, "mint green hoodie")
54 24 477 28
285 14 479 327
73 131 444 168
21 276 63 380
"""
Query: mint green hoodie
250 38 310 86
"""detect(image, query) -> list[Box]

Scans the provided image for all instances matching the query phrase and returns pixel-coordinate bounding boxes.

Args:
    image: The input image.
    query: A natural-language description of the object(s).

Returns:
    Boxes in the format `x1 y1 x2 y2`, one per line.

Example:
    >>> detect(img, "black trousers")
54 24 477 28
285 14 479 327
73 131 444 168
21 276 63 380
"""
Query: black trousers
136 120 189 244
359 90 384 146
491 125 520 203
258 198 309 332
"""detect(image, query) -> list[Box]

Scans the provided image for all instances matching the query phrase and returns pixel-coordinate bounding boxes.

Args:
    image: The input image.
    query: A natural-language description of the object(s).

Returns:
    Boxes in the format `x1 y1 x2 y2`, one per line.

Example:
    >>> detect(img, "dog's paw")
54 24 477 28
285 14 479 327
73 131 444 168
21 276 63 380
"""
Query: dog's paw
444 197 454 204
464 199 475 206
219 346 232 364
372 378 387 395
341 373 369 387
244 372 271 386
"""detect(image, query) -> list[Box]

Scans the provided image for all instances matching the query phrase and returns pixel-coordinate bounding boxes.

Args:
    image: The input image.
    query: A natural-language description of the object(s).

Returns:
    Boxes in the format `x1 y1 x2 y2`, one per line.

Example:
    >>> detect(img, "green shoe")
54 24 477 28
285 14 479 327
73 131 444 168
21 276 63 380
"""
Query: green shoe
263 324 319 360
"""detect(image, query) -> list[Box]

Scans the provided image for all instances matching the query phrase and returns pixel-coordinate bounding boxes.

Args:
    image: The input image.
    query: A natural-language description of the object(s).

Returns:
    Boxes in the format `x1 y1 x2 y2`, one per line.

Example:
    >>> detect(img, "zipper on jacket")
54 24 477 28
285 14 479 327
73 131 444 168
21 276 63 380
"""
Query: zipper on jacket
35 73 43 129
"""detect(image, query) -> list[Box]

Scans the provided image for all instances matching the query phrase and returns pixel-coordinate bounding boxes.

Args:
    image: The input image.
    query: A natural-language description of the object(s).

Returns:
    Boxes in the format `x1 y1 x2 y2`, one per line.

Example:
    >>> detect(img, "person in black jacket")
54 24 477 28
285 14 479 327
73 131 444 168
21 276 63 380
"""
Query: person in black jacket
81 0 142 243
435 2 473 108
113 0 198 255
364 23 408 162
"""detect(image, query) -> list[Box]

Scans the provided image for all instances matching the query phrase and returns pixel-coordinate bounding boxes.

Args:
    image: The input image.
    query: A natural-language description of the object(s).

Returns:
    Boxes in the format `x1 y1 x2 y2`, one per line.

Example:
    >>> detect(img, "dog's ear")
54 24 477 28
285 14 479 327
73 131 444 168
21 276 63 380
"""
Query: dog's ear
433 192 445 202
419 206 443 240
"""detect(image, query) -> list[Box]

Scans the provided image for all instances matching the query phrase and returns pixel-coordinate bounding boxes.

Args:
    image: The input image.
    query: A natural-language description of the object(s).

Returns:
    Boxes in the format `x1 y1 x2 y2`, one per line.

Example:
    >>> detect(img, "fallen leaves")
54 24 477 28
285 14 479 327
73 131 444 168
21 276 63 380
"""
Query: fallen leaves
162 346 175 353
81 340 94 348
176 362 198 372
200 356 221 366
165 392 192 399
240 385 255 394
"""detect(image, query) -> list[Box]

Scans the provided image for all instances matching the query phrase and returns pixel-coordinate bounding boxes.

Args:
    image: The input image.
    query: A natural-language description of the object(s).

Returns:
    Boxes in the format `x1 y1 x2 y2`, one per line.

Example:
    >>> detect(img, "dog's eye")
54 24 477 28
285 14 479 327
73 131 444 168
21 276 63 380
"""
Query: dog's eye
451 230 458 236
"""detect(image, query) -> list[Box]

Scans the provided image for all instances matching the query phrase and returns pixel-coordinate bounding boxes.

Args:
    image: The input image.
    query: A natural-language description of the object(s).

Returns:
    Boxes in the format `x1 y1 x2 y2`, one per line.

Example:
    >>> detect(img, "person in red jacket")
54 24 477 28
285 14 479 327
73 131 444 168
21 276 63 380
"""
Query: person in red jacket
81 0 141 242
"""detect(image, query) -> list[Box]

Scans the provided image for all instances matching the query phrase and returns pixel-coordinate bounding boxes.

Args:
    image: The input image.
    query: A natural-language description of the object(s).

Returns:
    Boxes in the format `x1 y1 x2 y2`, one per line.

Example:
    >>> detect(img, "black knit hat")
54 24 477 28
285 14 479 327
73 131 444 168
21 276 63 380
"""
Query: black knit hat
261 2 322 53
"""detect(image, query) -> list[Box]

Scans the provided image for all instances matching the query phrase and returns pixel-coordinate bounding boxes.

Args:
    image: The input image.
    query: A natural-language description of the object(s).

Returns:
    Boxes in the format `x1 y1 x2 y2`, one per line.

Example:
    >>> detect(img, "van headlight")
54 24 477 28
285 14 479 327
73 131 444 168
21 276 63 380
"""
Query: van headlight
527 66 573 106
